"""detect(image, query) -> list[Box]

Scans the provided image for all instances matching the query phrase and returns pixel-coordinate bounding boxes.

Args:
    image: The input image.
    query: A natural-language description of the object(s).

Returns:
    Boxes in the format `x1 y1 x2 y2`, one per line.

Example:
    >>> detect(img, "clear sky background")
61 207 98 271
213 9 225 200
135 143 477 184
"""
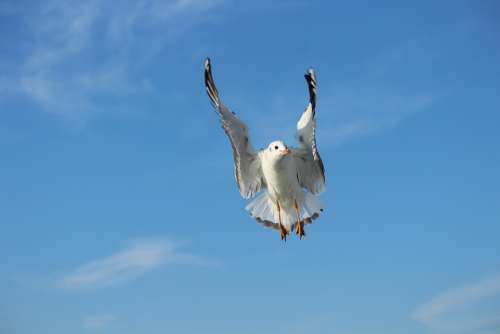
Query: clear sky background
1 1 500 333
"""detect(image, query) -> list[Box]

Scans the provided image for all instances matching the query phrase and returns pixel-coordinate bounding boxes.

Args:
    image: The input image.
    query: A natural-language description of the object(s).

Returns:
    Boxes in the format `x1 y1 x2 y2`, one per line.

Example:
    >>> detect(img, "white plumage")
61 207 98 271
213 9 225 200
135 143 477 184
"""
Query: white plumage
204 58 326 240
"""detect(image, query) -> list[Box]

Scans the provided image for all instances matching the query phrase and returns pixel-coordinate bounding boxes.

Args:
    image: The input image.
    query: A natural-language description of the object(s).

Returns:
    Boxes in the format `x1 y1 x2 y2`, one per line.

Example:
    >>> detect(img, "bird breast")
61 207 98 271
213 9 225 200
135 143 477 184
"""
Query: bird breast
261 155 300 203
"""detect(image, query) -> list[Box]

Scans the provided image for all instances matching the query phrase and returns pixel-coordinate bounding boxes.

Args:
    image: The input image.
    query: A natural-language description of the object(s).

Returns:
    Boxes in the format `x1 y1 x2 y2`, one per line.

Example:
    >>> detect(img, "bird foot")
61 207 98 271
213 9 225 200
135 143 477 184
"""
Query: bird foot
295 221 306 239
279 224 288 241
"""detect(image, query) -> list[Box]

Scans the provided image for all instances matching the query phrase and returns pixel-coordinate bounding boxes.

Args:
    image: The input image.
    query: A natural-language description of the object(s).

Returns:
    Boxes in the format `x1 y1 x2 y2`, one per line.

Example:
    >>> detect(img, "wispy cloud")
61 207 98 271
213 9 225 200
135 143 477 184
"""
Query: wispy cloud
82 314 115 330
244 79 437 149
58 239 214 289
317 82 437 146
237 40 441 149
1 0 224 119
413 273 500 334
314 37 444 146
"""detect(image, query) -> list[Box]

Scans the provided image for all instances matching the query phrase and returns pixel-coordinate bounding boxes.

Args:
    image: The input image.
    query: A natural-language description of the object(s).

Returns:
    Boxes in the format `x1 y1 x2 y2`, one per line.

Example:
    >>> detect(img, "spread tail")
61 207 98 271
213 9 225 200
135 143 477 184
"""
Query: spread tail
245 192 323 232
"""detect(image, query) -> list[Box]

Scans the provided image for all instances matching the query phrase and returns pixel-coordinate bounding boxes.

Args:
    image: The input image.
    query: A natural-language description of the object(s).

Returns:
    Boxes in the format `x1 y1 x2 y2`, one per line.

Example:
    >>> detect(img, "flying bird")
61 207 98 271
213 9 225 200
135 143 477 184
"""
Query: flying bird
204 58 326 240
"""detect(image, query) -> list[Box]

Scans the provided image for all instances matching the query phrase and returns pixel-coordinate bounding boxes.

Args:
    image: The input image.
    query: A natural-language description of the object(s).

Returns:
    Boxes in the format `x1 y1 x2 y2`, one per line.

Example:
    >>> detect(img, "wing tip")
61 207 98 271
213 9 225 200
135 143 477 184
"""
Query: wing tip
204 57 220 107
304 67 317 86
304 67 317 111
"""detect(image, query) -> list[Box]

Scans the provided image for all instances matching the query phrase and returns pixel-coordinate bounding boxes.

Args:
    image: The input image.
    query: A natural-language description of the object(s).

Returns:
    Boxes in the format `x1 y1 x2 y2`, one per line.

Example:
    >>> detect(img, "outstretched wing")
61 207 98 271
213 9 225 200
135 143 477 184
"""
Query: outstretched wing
204 58 265 199
293 68 325 194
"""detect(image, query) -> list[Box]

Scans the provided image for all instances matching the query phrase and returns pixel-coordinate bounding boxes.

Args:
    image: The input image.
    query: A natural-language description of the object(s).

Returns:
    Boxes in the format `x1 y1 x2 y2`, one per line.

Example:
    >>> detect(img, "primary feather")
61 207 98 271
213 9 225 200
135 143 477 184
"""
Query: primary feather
293 68 325 194
204 58 265 199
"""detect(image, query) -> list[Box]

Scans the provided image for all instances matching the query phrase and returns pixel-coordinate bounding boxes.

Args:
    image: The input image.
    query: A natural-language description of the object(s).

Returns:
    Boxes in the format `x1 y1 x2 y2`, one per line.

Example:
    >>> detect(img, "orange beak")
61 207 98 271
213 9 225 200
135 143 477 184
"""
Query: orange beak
280 148 291 156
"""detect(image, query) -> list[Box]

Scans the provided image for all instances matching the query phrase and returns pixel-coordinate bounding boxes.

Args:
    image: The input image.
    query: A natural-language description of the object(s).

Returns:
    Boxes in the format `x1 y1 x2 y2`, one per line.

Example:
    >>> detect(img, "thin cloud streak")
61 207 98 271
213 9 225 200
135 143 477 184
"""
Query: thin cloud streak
244 82 437 149
413 273 500 334
59 239 214 289
2 0 225 118
233 38 441 149
318 85 436 146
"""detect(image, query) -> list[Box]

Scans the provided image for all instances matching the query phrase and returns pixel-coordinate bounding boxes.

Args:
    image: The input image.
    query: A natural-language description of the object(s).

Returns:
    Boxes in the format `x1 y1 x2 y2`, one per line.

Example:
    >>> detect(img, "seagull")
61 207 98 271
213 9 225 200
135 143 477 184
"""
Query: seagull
204 58 326 241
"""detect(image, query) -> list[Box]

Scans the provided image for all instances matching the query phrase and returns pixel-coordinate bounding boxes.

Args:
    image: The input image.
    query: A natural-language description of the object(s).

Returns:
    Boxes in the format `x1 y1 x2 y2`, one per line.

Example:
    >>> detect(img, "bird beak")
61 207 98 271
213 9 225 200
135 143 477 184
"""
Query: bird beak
280 148 291 156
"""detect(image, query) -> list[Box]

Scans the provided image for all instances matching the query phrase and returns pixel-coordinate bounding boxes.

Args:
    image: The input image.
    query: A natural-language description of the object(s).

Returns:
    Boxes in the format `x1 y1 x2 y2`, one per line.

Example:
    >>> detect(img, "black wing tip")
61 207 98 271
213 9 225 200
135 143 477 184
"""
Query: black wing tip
304 67 317 111
304 68 316 83
204 57 213 76
204 57 220 107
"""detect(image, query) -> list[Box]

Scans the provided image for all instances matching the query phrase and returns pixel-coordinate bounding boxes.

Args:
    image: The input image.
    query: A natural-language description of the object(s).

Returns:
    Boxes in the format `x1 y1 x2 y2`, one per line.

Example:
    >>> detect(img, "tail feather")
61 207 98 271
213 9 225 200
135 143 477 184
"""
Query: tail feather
245 192 323 232
300 191 323 225
245 192 278 230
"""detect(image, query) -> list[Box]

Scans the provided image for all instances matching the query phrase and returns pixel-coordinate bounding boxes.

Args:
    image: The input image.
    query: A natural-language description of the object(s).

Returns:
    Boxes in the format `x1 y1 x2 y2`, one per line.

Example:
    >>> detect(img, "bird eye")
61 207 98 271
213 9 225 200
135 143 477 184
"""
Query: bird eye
274 146 278 150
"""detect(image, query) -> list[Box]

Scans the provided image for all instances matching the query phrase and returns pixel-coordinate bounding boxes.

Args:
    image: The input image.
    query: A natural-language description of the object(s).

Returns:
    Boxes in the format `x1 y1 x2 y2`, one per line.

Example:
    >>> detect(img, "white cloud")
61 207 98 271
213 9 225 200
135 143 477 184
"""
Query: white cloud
413 273 500 334
318 84 436 146
24 0 100 69
59 239 213 289
2 0 225 118
234 40 441 149
245 80 437 149
82 314 115 330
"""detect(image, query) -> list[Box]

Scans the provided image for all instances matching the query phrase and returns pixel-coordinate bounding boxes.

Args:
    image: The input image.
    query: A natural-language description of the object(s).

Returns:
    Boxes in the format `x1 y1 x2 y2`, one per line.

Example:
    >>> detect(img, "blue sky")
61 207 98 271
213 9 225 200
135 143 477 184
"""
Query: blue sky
1 0 500 333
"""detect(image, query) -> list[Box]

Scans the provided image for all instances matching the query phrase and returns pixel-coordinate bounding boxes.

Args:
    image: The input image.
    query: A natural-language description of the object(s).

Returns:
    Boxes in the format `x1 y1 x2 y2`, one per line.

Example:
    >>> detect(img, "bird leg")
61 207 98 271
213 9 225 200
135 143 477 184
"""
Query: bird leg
294 199 305 239
277 201 288 241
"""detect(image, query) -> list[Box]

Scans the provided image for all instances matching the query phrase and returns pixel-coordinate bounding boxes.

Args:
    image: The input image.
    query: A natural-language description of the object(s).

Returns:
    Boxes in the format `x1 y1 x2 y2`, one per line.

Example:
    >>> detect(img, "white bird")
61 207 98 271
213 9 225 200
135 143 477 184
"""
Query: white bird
204 58 325 240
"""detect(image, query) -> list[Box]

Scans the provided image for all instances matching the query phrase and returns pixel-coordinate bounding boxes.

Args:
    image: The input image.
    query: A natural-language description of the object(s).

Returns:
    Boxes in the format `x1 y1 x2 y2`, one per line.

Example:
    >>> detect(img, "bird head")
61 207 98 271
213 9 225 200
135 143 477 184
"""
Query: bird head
267 141 291 161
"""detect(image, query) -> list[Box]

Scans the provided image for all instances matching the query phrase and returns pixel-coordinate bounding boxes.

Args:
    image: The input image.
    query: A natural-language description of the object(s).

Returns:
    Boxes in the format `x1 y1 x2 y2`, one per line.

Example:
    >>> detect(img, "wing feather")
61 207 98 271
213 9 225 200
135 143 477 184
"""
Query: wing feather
204 58 265 198
293 68 325 194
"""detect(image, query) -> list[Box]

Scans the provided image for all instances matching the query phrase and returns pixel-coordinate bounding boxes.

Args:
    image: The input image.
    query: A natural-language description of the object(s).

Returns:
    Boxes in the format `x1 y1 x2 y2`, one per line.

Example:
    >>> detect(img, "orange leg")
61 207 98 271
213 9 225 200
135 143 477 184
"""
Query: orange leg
277 201 288 241
294 199 305 239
